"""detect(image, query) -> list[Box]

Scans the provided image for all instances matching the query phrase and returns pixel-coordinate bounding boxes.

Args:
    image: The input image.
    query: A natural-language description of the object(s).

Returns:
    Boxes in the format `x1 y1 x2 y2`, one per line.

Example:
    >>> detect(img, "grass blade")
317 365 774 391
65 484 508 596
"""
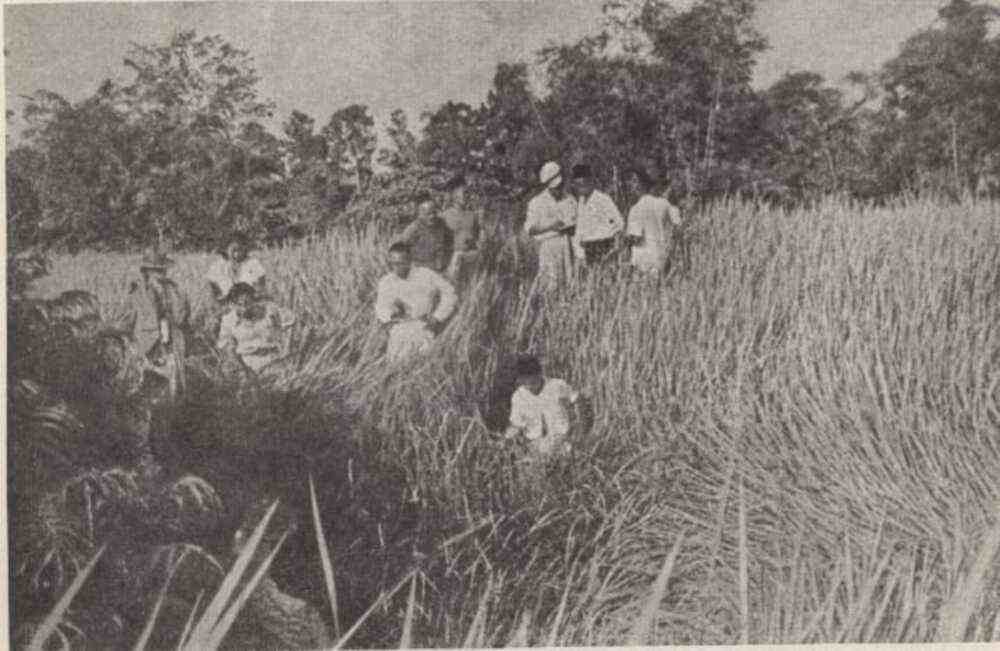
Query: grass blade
184 499 280 646
628 531 685 646
507 607 532 648
334 570 416 650
936 513 1000 642
310 473 341 639
463 574 493 649
202 529 290 650
132 560 177 651
400 572 418 649
739 476 750 645
29 545 106 651
176 590 205 651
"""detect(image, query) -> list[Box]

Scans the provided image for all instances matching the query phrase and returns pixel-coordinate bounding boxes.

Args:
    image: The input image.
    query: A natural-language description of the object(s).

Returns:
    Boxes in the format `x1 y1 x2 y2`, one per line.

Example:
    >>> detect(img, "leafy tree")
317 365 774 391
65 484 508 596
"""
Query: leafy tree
419 101 485 179
19 31 280 249
322 104 377 196
878 0 1000 194
377 108 419 175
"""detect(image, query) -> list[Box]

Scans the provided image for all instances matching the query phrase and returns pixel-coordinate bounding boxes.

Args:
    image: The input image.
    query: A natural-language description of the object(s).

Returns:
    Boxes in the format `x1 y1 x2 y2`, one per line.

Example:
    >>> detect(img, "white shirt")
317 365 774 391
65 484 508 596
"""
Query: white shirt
524 190 577 242
627 194 682 272
375 266 457 324
216 303 295 370
573 190 623 243
206 257 266 298
509 378 579 441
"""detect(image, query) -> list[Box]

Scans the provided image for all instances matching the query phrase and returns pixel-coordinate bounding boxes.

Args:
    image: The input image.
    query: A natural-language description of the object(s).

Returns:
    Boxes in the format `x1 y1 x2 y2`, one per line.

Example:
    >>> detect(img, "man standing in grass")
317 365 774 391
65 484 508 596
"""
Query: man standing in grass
127 246 190 401
375 242 458 362
399 193 454 274
625 163 683 275
524 161 577 287
438 174 482 287
570 163 624 267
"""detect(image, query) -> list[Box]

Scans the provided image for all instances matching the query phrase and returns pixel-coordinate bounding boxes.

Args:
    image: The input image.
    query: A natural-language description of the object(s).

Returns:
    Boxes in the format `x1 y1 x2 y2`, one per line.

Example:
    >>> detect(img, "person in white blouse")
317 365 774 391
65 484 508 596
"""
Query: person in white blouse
216 282 295 372
504 354 581 461
569 164 624 266
625 164 682 274
524 161 577 287
375 242 458 362
206 233 267 304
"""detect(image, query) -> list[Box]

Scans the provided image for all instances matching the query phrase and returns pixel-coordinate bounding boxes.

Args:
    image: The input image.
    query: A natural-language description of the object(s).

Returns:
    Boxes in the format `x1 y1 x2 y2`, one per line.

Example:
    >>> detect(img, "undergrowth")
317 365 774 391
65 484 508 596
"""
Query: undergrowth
11 196 1000 648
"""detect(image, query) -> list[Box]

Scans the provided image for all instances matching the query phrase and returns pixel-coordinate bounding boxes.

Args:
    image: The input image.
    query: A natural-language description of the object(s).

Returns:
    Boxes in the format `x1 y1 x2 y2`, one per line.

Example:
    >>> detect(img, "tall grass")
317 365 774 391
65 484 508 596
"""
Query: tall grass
21 196 1000 646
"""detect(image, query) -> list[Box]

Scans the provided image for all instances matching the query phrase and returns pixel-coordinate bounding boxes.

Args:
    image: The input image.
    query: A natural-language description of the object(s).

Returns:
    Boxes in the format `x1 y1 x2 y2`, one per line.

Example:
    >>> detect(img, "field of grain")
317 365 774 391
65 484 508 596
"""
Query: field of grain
15 197 1000 647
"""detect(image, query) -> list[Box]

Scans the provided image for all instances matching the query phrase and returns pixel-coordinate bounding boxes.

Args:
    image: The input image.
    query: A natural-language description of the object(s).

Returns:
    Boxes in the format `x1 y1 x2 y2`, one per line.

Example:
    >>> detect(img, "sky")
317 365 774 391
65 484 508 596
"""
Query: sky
1 0 971 146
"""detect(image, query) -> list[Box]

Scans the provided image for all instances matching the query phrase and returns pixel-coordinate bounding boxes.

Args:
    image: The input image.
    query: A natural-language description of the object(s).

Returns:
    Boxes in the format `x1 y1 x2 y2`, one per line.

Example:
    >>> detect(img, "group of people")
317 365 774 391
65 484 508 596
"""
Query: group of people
122 158 681 469
369 159 681 468
126 232 295 402
526 159 683 285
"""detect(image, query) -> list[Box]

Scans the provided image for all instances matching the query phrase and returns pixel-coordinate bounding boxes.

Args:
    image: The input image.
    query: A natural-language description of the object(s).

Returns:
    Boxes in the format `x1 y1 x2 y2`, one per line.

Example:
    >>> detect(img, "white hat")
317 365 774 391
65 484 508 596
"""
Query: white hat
539 161 561 188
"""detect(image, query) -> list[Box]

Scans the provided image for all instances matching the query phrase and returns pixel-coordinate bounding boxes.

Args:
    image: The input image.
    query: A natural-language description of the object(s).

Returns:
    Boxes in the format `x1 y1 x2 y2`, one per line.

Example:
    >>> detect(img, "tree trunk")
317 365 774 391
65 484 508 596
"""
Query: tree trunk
950 115 961 195
703 68 724 174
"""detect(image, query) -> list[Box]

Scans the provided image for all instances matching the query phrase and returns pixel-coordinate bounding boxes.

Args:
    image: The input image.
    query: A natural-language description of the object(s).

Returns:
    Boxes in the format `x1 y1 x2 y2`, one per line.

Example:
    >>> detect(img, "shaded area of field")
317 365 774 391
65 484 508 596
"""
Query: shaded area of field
11 197 1000 647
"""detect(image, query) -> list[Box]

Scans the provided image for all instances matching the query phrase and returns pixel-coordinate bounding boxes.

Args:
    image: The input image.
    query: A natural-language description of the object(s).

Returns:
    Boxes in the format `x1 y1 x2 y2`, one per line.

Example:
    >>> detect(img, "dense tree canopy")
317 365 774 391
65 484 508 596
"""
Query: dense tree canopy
8 0 1000 251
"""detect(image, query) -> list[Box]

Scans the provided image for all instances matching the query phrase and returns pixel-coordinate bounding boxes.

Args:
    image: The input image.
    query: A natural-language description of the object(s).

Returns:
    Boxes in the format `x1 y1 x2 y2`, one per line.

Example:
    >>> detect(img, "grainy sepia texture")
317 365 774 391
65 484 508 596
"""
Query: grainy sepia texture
6 1 1000 649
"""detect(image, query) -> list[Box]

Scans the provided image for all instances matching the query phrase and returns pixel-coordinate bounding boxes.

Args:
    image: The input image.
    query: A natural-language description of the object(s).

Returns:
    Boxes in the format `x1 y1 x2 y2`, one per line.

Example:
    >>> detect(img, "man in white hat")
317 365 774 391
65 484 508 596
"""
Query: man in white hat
524 161 577 287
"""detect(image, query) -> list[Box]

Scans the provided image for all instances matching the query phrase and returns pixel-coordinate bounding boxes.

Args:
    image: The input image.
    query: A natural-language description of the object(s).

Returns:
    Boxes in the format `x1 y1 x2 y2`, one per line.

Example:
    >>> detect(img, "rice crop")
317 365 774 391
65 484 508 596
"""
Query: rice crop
14 196 1000 647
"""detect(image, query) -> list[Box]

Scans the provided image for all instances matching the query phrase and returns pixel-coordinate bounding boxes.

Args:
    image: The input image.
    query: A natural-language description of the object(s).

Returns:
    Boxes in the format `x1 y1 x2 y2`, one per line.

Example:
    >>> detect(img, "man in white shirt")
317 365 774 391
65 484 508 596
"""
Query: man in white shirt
504 355 580 459
524 161 577 287
375 242 458 362
625 165 682 274
569 164 624 266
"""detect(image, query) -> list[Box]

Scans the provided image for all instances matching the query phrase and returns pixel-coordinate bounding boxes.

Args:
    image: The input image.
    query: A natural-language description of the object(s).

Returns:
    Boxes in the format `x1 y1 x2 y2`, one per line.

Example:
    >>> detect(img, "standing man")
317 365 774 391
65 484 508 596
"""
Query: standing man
439 174 482 286
625 164 682 275
375 242 458 362
127 247 190 402
524 161 577 287
570 164 624 267
399 193 454 274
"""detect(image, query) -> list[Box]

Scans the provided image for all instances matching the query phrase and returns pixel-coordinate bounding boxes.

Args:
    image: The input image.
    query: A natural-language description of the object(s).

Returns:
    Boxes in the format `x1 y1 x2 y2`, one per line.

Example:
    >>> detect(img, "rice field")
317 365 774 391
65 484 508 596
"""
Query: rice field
14 196 1000 647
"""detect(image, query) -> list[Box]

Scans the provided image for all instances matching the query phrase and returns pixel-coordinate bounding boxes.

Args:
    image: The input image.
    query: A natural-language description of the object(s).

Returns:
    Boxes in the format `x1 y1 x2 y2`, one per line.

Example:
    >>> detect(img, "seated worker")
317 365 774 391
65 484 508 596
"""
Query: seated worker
503 354 583 460
215 282 295 372
375 242 457 362
207 232 267 301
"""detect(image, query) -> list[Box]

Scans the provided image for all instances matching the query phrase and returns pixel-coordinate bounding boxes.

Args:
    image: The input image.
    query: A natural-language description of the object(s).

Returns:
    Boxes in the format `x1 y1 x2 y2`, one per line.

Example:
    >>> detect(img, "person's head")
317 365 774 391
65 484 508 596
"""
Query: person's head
442 174 467 206
223 233 252 263
416 199 436 222
139 247 174 285
628 165 656 195
225 282 258 317
539 161 563 197
514 354 544 395
571 163 595 197
388 242 413 279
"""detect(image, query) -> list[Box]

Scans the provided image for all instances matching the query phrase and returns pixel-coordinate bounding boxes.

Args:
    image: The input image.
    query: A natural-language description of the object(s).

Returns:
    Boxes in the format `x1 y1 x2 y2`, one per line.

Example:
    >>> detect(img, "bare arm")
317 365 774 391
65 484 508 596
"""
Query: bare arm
429 270 457 323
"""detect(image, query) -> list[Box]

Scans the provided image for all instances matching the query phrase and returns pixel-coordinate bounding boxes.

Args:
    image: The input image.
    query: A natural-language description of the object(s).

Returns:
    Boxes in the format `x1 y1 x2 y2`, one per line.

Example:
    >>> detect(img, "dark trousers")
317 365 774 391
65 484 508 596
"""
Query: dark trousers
581 238 616 265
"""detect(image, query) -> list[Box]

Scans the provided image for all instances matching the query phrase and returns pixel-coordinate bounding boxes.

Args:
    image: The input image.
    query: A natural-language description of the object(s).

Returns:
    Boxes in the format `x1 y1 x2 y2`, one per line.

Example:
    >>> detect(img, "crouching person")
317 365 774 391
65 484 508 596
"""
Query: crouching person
216 282 295 373
375 242 457 362
503 355 582 476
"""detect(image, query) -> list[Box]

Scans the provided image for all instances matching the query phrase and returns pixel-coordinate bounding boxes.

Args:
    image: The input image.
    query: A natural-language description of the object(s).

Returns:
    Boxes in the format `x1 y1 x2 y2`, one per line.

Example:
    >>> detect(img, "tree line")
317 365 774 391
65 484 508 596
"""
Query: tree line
6 0 1000 252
